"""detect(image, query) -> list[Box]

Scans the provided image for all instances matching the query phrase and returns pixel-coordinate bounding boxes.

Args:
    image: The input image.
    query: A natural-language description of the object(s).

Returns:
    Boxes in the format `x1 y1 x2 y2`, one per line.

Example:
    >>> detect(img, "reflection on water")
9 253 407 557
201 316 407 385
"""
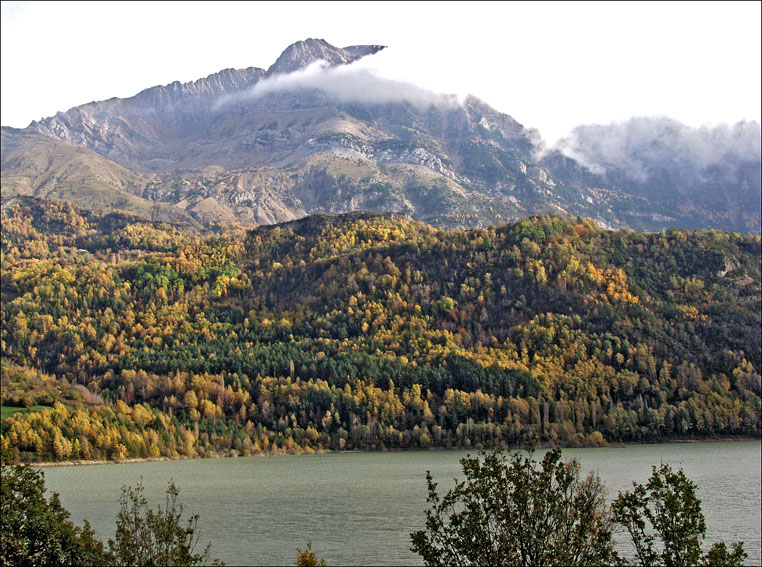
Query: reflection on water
40 440 761 566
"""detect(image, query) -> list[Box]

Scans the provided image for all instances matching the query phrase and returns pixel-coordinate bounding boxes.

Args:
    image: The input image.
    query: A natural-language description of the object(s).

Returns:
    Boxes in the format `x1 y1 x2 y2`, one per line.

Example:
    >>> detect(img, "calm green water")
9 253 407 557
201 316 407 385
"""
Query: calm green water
39 440 761 566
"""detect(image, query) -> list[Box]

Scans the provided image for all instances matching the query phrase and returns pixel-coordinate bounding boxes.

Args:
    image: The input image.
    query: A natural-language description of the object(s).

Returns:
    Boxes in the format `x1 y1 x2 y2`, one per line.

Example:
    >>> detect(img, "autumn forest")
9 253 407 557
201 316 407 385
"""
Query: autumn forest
1 197 760 462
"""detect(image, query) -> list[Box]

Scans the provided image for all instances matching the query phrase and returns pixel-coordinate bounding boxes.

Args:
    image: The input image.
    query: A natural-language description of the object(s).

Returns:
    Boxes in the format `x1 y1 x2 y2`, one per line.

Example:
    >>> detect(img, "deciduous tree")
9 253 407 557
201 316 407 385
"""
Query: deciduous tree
410 446 619 566
0 448 106 566
612 463 747 567
107 479 222 566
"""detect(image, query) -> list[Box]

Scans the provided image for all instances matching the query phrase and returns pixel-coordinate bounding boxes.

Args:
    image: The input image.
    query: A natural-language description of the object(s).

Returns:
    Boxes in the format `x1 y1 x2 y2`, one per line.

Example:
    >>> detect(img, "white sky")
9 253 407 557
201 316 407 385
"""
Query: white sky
1 0 760 144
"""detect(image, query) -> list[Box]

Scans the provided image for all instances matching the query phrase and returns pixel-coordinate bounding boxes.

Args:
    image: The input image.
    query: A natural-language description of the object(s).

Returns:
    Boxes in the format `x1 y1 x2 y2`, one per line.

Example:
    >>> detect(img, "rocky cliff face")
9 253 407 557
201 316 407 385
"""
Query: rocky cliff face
265 38 385 76
28 66 266 171
5 39 759 233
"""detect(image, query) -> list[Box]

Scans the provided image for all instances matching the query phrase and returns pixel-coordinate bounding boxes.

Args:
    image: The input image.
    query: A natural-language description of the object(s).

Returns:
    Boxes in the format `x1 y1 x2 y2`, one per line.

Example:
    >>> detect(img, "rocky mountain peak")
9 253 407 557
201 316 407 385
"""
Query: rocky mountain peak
6 38 759 235
265 38 385 77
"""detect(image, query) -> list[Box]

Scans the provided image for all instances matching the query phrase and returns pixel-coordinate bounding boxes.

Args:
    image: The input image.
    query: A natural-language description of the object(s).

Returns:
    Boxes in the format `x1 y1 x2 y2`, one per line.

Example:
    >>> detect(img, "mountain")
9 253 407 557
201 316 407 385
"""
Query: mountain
541 118 762 234
0 127 199 226
25 66 265 171
2 38 759 233
265 38 386 76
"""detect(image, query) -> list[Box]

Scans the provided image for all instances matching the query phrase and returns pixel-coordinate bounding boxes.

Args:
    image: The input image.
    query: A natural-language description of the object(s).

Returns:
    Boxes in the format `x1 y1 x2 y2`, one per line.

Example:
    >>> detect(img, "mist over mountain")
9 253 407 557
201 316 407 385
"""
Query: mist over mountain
540 118 761 233
2 38 759 233
553 117 760 182
217 59 461 113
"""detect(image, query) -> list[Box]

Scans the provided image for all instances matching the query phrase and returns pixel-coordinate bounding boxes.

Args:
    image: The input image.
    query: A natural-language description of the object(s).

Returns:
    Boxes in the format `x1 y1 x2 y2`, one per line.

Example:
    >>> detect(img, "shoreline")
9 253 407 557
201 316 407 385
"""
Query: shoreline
27 435 761 467
31 456 176 467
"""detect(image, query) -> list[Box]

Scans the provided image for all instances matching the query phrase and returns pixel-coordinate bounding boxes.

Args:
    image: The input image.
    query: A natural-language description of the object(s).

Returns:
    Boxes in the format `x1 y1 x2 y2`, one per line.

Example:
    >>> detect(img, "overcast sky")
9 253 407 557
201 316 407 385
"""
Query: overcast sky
1 1 760 144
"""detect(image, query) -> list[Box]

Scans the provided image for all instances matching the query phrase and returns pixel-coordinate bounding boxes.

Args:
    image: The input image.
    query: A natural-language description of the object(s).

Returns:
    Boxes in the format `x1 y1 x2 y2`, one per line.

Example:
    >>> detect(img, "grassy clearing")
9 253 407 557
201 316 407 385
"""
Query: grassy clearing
1 405 51 419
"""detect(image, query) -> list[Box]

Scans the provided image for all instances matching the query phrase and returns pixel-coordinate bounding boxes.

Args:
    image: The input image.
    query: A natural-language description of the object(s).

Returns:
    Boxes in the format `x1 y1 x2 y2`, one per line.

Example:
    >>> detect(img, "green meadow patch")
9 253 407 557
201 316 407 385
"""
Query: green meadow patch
1 405 51 419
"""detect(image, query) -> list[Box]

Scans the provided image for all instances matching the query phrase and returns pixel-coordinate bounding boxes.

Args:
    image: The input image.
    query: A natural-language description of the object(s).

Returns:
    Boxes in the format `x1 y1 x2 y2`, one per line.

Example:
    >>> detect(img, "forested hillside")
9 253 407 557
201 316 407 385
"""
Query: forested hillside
1 198 760 462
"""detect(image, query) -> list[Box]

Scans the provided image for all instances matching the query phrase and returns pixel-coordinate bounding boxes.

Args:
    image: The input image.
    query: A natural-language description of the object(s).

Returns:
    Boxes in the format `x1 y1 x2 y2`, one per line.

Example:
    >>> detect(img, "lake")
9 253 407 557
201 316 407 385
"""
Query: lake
39 440 761 565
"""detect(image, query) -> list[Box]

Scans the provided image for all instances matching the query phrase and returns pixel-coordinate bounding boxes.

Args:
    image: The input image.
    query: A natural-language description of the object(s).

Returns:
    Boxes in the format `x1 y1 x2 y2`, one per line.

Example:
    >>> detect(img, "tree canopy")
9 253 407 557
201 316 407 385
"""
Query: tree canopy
108 480 221 566
0 447 222 567
411 447 748 567
2 198 760 463
410 446 618 566
1 447 104 566
612 463 747 567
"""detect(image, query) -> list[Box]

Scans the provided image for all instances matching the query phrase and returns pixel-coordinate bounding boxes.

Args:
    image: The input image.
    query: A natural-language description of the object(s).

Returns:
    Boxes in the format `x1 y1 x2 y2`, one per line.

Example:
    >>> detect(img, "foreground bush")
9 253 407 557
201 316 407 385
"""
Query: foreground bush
410 447 618 566
0 448 222 566
613 463 747 566
1 449 105 566
411 446 748 567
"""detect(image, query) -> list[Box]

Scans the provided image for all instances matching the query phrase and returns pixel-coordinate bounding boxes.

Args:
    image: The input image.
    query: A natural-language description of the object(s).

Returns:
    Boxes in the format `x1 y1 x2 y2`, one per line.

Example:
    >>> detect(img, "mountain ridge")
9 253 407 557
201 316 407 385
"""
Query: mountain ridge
3 38 759 234
265 37 386 76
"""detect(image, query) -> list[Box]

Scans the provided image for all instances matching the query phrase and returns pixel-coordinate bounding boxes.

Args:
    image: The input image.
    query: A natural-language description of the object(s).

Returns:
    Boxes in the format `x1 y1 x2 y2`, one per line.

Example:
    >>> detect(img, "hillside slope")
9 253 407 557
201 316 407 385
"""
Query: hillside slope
2 200 759 461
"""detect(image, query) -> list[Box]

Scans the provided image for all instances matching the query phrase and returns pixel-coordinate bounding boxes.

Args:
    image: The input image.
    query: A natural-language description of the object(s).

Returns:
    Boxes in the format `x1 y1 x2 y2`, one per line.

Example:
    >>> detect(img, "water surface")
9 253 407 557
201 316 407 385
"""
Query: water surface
40 440 761 565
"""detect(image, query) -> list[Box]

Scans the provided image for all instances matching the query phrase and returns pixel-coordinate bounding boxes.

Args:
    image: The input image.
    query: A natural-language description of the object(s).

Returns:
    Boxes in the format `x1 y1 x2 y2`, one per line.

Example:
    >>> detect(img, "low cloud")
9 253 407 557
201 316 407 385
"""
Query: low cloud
551 117 761 182
214 59 461 112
